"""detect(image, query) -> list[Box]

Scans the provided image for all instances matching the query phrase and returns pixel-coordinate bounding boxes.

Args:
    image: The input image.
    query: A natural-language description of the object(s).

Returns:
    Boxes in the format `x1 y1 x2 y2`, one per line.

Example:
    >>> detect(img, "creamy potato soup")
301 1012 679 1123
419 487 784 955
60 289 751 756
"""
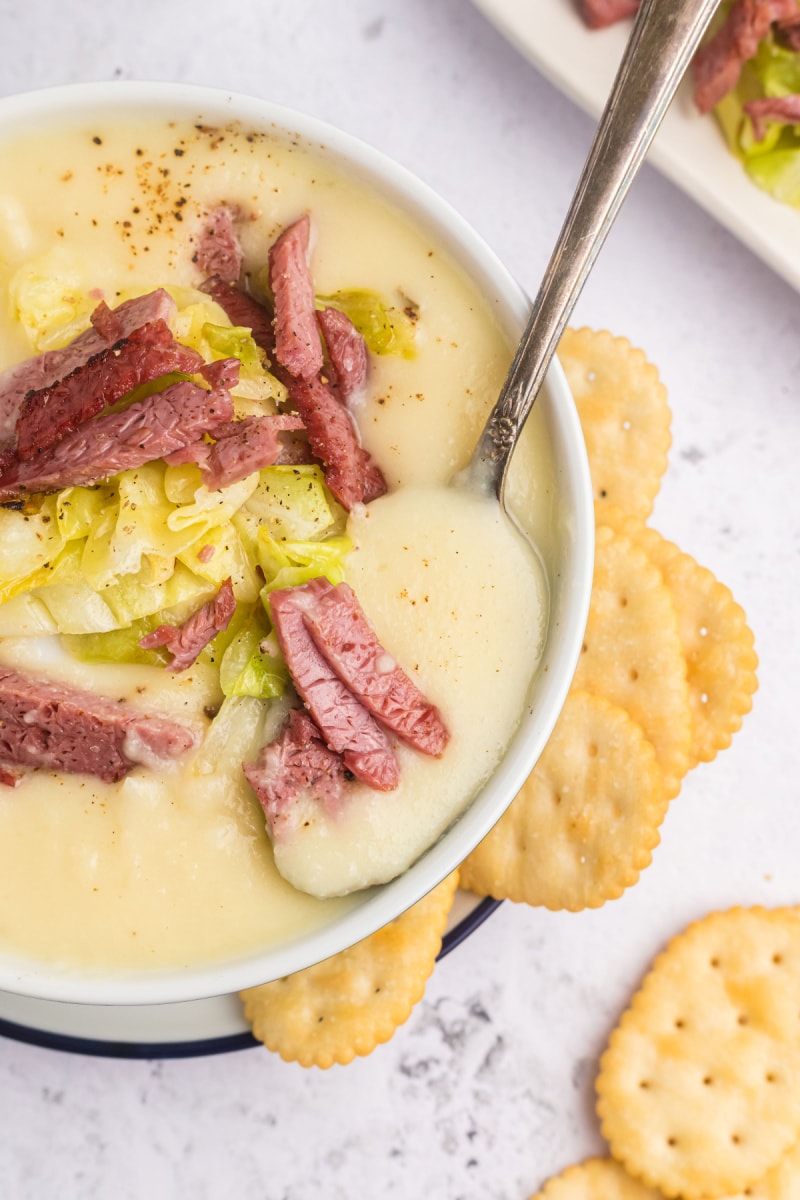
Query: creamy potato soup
0 116 552 970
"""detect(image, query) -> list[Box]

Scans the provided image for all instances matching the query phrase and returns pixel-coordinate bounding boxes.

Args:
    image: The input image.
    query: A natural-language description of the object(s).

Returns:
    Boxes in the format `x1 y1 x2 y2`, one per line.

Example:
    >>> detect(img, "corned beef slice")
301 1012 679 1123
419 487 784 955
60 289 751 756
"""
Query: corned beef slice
744 92 800 138
243 709 347 839
693 0 797 113
139 578 237 672
288 376 386 510
317 306 369 400
205 238 385 505
289 577 449 757
0 289 176 440
0 667 197 783
200 276 275 350
89 300 126 342
89 290 175 343
0 374 235 499
15 320 204 461
776 12 800 48
197 355 241 393
201 279 382 498
268 215 324 381
578 0 640 29
270 585 399 791
194 205 244 284
201 413 306 489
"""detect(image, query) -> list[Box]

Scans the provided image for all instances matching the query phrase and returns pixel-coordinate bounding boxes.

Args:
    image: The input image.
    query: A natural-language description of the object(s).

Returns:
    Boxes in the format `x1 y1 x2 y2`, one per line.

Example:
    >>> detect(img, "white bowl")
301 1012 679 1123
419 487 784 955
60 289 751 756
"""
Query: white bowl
0 82 594 1006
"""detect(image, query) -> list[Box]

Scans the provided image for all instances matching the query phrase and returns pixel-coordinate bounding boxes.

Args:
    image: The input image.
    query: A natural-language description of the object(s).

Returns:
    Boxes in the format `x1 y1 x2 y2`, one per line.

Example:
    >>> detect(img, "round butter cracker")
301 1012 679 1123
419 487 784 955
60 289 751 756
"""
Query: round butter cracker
597 907 800 1199
460 691 666 911
531 1156 664 1199
573 524 691 798
558 327 671 520
734 1139 800 1198
599 504 758 768
240 870 459 1068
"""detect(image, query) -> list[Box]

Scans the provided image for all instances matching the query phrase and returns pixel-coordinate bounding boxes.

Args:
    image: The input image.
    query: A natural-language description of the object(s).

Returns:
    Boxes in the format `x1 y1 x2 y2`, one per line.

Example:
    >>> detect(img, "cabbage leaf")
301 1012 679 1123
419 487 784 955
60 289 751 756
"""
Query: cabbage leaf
62 616 169 667
8 247 95 350
258 530 352 598
243 465 343 543
216 604 289 700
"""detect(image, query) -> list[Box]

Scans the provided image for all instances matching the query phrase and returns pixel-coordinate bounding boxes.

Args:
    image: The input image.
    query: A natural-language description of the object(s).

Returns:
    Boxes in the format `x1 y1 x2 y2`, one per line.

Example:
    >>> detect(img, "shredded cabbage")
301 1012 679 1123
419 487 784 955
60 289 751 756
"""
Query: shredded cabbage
0 459 344 640
202 323 262 374
258 530 352 598
0 593 56 637
177 525 261 601
62 617 169 667
0 498 64 601
243 465 343 542
203 322 286 406
167 287 286 408
105 372 195 416
8 247 95 350
166 286 231 345
215 604 288 700
713 34 800 206
165 470 260 533
0 258 378 733
56 486 115 542
191 694 281 778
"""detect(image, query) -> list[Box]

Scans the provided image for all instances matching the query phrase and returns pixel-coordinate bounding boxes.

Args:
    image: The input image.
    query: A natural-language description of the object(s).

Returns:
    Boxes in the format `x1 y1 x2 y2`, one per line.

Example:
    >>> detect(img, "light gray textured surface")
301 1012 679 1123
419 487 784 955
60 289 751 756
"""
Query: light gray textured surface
0 1 798 1196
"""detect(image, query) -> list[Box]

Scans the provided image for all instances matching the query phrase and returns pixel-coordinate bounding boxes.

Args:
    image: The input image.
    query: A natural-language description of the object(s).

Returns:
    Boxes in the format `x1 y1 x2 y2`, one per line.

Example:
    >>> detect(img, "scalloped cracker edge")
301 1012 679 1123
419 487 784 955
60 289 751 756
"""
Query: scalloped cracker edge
559 327 671 520
597 907 800 1198
240 870 459 1068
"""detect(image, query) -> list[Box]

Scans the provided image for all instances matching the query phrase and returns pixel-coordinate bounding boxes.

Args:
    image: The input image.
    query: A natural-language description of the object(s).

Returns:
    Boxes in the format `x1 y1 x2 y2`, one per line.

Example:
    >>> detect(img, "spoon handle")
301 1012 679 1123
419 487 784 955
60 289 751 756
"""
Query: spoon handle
469 0 720 497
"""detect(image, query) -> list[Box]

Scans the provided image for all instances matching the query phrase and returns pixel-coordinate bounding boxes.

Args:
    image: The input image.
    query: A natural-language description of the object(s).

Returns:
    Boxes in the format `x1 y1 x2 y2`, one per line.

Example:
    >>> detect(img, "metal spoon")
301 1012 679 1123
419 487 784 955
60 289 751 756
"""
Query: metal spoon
463 0 720 501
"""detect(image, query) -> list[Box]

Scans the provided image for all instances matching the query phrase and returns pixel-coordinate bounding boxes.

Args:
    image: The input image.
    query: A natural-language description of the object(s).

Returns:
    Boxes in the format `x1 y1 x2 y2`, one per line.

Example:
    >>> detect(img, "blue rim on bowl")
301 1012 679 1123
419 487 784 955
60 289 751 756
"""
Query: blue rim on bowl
0 897 503 1059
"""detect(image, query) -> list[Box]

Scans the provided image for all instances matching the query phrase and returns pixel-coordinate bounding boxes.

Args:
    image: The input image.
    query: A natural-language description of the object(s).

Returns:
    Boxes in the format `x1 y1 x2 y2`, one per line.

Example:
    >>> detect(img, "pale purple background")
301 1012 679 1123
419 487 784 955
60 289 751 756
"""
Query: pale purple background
0 1 798 1196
